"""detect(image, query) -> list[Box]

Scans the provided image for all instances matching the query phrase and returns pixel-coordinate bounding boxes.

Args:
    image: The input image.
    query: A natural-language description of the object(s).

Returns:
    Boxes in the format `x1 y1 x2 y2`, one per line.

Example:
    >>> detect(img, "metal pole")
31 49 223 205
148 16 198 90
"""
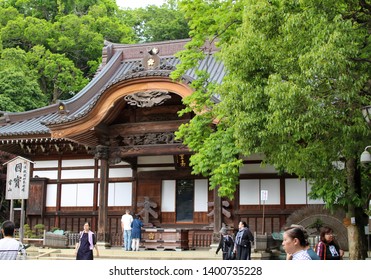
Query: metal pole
20 199 25 244
262 200 265 234
9 199 14 222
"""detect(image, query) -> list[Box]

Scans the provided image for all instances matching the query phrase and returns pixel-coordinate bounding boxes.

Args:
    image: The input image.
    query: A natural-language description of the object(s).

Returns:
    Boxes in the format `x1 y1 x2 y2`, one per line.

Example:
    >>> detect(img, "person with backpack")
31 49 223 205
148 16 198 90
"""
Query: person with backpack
316 226 344 260
75 222 99 260
216 227 234 260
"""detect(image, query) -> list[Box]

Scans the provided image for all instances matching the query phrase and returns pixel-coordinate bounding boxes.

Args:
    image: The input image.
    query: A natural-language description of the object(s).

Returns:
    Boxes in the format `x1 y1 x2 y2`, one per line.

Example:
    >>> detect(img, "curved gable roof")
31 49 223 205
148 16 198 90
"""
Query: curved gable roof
0 39 225 142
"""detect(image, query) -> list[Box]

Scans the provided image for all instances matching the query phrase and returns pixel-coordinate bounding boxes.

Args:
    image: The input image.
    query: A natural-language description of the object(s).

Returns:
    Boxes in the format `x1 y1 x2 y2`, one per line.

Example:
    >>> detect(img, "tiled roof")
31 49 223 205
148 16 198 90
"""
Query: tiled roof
0 39 225 138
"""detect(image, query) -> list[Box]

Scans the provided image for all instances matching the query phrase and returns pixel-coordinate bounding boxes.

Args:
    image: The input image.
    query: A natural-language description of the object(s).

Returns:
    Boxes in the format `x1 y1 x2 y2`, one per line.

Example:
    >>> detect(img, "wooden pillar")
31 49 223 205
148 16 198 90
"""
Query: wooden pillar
213 186 222 233
95 145 110 247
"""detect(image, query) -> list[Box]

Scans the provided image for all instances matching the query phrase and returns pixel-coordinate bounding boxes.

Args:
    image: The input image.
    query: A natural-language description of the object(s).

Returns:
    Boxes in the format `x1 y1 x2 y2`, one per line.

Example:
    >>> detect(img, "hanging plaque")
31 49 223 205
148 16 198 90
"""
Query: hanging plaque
5 156 32 199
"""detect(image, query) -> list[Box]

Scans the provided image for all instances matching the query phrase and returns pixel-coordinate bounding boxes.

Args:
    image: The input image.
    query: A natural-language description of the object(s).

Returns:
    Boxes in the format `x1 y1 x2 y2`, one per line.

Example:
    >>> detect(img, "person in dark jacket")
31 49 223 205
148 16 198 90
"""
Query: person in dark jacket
216 227 234 260
131 215 143 251
233 221 254 260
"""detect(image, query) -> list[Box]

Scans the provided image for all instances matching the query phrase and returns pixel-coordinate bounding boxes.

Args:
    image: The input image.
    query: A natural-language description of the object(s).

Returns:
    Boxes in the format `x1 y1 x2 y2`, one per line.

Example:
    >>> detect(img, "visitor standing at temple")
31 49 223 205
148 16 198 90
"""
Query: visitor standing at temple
216 226 235 260
75 222 99 260
121 209 133 251
0 220 26 260
131 214 143 251
233 221 254 260
282 226 312 260
316 226 344 260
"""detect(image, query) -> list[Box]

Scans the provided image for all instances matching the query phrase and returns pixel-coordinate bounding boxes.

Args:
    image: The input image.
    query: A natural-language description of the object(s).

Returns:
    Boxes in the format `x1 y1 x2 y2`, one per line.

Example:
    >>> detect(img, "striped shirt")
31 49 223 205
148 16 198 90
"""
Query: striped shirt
0 238 26 260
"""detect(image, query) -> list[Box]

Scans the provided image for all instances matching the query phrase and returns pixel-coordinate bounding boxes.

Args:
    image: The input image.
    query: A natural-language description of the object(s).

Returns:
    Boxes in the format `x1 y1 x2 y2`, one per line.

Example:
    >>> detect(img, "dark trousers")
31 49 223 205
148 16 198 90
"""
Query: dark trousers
236 245 251 260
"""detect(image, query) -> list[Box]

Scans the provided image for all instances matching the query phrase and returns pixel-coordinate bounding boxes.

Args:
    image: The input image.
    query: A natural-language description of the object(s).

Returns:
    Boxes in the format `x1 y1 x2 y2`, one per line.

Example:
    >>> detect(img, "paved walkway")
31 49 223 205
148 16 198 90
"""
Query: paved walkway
26 246 362 260
26 246 224 260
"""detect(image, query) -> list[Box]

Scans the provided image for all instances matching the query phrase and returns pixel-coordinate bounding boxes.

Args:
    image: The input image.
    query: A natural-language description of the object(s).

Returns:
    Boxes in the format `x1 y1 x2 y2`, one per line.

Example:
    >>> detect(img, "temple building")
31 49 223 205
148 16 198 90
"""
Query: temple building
0 39 326 248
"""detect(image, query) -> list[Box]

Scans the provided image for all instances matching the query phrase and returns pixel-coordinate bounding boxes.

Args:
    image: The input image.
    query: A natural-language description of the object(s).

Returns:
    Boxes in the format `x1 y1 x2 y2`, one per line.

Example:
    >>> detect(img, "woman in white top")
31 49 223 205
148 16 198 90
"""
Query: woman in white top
282 226 312 260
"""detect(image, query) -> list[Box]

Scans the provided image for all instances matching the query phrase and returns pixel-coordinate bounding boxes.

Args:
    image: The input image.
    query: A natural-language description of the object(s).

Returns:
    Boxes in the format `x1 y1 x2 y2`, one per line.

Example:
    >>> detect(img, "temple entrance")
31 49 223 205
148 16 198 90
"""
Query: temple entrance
176 179 194 222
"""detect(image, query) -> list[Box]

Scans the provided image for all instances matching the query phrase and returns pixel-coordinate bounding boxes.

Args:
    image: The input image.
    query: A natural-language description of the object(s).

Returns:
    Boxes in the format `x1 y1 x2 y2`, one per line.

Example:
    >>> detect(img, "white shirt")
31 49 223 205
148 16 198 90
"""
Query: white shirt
292 249 312 260
121 214 133 230
0 238 26 260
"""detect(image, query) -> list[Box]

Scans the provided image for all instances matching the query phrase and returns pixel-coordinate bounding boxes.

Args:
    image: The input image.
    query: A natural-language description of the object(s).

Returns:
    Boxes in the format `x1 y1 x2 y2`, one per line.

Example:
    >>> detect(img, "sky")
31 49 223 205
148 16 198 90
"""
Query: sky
116 0 166 9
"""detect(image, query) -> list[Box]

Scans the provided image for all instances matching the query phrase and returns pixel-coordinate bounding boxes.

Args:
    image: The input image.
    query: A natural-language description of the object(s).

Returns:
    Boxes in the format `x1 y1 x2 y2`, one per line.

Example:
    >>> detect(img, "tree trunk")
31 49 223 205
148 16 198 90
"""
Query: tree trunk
346 158 368 259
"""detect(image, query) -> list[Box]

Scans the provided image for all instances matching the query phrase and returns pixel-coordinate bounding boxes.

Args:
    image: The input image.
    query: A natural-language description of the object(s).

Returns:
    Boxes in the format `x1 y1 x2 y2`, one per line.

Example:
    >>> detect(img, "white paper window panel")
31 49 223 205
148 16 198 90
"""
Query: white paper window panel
138 156 174 164
161 180 176 212
62 159 95 167
34 160 58 168
111 161 130 166
76 183 94 206
307 182 325 204
33 170 58 180
194 179 208 212
285 178 307 204
103 168 133 178
239 179 260 205
61 183 94 206
239 163 277 174
260 179 280 204
107 182 132 206
97 160 130 166
61 169 94 179
46 184 57 207
137 167 175 172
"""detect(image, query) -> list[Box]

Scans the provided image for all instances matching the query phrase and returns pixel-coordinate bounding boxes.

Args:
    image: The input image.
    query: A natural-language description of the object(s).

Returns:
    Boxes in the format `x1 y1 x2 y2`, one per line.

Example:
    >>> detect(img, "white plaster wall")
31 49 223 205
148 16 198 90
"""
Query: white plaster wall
33 170 58 180
34 160 58 168
107 182 132 206
161 180 176 212
60 183 94 206
46 184 57 207
194 179 208 212
62 159 95 167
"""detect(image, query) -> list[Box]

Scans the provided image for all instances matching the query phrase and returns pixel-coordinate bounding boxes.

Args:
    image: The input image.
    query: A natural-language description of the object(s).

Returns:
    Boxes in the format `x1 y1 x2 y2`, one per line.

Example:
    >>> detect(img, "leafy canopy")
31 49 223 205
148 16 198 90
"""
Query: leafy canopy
174 0 371 208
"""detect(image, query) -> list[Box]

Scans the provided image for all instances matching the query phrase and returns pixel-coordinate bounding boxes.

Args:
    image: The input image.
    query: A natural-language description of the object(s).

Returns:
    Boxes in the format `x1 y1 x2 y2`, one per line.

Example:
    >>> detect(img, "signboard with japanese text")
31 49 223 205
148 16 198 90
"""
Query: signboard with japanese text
261 190 268 201
5 156 32 200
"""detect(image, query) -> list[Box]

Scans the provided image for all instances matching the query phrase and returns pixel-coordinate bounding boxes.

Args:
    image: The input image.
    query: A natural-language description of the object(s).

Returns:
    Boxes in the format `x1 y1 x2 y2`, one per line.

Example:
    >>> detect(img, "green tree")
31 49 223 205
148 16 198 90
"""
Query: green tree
27 45 88 103
0 48 47 111
119 0 189 42
173 0 371 259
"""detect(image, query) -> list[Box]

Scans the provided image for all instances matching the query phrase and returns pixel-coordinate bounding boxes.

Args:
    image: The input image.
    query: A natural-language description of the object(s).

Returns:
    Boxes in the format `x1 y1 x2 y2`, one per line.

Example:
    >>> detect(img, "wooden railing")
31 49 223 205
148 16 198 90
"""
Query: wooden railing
189 229 213 249
43 229 215 249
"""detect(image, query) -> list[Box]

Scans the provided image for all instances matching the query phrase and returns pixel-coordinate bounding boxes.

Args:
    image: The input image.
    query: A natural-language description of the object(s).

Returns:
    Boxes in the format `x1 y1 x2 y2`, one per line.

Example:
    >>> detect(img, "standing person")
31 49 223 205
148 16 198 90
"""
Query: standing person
216 227 234 260
131 215 143 251
121 209 133 251
286 224 320 260
0 220 26 260
75 222 99 260
282 226 312 260
316 226 344 260
233 221 254 260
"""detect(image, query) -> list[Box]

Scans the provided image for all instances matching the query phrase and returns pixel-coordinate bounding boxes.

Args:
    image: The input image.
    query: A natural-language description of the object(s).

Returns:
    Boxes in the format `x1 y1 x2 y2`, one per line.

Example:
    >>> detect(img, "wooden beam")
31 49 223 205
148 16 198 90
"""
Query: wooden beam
111 144 190 157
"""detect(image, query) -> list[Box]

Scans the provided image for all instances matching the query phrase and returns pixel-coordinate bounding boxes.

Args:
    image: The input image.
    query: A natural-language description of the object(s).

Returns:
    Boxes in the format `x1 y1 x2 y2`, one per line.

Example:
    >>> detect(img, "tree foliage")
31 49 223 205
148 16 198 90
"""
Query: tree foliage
0 0 187 111
118 0 189 42
174 0 371 259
